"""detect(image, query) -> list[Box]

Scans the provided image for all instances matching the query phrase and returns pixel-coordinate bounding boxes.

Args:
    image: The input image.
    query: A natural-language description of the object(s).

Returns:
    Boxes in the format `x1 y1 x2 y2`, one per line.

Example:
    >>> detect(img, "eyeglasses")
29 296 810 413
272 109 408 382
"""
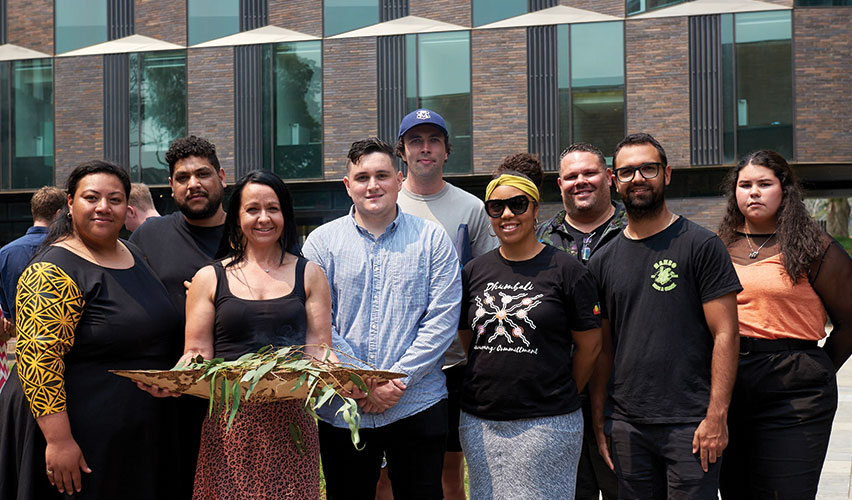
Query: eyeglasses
485 195 532 218
614 162 662 183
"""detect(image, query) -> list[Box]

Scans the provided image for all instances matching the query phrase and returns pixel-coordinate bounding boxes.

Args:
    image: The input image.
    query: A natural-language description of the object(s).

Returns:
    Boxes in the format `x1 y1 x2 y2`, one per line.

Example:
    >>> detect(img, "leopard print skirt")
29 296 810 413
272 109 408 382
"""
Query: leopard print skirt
193 400 320 500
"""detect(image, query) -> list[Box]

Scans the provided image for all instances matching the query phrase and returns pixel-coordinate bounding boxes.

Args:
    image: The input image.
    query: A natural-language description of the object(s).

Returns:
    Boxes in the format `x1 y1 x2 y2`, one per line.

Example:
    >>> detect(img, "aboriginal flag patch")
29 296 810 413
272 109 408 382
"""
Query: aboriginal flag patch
593 302 601 315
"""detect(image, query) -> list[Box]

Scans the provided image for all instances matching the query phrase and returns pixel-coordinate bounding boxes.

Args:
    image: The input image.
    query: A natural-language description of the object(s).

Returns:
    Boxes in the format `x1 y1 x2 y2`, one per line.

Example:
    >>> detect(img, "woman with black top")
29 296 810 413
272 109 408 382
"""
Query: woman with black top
0 160 181 499
717 150 852 499
179 170 333 499
458 169 602 499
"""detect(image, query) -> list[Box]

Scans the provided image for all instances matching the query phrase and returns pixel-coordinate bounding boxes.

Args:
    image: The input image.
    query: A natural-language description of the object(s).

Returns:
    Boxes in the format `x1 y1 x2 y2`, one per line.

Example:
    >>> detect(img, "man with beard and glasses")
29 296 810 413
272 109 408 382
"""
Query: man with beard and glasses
536 143 625 500
587 133 741 500
129 135 226 499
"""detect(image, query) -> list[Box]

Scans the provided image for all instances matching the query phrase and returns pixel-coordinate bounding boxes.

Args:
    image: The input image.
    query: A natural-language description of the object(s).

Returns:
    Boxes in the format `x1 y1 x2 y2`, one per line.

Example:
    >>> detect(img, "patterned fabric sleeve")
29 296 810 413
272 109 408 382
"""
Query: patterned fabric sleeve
15 261 85 418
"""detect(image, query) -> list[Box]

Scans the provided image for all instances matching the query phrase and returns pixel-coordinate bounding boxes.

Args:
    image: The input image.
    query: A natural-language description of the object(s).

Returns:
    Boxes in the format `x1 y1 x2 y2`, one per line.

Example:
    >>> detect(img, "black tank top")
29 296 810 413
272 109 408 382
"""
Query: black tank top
212 257 308 361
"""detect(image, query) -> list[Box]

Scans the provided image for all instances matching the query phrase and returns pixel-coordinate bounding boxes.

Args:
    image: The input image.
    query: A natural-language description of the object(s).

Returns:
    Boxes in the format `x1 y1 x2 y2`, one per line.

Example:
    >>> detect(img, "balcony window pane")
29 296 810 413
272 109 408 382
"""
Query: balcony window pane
130 51 187 184
188 0 239 45
55 0 107 53
473 0 526 27
9 60 54 189
407 32 471 174
324 0 379 37
734 11 792 159
270 41 323 179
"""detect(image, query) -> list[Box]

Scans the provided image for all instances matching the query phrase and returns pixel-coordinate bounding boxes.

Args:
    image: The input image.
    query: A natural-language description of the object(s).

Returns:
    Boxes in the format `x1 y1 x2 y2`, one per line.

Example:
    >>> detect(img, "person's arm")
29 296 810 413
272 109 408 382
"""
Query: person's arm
15 261 90 494
693 291 739 473
813 241 852 371
302 261 336 363
589 318 614 470
571 328 602 392
180 265 217 363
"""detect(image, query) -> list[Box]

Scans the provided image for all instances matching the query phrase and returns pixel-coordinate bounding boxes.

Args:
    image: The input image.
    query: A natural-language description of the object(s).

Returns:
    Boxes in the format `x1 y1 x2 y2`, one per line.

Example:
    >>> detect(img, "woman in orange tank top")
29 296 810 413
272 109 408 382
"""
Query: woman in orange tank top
717 150 852 500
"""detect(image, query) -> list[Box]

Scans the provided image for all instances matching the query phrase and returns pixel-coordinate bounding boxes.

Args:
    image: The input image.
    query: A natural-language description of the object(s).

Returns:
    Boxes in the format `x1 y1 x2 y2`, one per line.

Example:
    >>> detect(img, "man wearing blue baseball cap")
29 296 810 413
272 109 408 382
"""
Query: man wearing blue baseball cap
388 109 496 500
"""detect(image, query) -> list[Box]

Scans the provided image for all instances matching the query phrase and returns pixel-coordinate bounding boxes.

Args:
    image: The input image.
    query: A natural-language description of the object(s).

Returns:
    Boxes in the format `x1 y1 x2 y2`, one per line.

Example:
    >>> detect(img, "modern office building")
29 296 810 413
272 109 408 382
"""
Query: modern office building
0 0 848 241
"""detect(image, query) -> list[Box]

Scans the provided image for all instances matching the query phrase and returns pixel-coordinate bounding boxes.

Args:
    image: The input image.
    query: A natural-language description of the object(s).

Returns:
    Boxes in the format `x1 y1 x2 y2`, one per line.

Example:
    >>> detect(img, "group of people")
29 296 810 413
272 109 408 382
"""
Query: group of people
0 106 847 500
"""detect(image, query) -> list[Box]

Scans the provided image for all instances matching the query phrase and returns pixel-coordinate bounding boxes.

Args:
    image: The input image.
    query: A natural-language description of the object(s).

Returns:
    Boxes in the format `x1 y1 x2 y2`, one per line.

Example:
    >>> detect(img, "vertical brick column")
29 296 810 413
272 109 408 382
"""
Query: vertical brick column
54 56 104 184
269 0 322 37
322 38 377 179
7 0 53 54
794 8 852 162
136 0 186 45
471 28 528 174
561 0 624 17
410 0 470 27
187 48 235 175
625 17 690 167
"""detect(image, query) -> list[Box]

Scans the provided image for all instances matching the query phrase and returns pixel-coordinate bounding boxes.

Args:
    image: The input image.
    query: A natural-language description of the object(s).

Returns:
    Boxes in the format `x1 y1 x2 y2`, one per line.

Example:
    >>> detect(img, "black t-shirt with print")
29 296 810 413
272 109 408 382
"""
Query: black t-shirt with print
460 245 601 421
587 217 741 424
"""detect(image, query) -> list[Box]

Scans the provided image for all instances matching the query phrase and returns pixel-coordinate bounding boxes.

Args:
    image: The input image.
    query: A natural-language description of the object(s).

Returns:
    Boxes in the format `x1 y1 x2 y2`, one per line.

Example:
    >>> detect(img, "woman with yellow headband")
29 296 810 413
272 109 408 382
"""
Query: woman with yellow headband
457 156 602 499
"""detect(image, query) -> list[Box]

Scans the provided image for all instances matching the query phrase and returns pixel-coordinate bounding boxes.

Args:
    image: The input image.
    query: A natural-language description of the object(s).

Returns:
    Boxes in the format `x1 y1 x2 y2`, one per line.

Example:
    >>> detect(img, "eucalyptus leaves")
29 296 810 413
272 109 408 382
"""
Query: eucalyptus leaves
175 344 367 449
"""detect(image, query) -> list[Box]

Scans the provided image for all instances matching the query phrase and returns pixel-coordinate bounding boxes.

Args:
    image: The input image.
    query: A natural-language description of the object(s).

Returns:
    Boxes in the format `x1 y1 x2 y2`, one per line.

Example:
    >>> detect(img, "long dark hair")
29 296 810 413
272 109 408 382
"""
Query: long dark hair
718 150 823 282
40 160 131 251
216 170 299 268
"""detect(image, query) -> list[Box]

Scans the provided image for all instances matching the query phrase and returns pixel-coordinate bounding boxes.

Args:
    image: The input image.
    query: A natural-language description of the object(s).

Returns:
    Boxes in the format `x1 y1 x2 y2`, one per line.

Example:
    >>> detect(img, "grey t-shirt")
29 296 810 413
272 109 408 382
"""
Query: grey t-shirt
398 182 498 367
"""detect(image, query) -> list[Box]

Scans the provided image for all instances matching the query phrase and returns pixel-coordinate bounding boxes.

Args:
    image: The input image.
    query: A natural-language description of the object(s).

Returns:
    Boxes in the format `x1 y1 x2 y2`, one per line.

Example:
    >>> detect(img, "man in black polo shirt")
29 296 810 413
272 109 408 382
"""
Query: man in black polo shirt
588 133 740 499
130 135 226 499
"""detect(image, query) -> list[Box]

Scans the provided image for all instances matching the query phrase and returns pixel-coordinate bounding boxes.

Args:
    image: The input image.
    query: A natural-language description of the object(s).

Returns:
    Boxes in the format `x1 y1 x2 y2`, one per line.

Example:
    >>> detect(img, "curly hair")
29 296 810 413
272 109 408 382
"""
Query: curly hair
718 150 824 283
494 153 543 188
165 135 220 176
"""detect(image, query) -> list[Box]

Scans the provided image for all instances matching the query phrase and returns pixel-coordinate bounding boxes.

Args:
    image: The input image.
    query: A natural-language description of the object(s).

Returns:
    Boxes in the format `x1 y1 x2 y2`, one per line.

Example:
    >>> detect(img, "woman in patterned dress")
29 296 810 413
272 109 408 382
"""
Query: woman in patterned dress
0 160 181 499
179 170 333 499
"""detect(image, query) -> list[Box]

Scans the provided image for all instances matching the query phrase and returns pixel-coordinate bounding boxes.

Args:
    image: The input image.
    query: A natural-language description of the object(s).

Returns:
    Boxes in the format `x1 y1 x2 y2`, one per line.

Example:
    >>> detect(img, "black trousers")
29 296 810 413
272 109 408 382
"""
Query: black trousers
319 400 448 500
576 402 619 500
720 348 837 500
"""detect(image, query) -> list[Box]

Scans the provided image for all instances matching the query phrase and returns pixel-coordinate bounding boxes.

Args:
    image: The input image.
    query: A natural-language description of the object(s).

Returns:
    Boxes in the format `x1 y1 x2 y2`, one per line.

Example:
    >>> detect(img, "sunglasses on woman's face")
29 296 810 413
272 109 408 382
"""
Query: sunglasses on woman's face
485 195 532 218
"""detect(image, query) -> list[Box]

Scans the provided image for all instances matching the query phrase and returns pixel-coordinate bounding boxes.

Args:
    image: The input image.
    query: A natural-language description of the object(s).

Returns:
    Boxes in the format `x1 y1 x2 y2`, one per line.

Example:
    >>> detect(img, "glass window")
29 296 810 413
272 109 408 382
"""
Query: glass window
557 22 625 161
721 11 793 160
472 0 527 27
627 0 690 16
188 0 239 45
129 51 187 184
324 0 379 37
0 59 54 190
261 41 323 179
55 0 107 53
405 32 471 174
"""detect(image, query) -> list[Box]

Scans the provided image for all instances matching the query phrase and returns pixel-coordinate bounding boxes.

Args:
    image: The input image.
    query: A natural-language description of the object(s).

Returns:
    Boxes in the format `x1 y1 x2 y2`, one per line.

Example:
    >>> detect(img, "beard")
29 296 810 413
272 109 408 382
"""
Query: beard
178 189 223 220
621 184 665 220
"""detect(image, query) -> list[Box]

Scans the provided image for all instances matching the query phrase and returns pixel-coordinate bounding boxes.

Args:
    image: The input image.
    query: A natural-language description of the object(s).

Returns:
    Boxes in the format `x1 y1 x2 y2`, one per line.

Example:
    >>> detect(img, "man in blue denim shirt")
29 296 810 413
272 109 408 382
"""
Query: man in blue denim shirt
303 137 462 500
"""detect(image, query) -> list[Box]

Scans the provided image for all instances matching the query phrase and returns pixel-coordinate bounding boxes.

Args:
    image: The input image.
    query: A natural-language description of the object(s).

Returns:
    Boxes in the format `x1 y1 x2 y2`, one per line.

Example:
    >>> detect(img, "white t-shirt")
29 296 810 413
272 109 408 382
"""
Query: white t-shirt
398 181 498 367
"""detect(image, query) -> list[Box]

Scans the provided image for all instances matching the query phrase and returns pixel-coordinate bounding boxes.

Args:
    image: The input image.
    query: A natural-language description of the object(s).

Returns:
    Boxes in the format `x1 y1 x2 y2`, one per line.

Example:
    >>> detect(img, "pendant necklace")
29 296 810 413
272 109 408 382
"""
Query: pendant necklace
744 227 777 259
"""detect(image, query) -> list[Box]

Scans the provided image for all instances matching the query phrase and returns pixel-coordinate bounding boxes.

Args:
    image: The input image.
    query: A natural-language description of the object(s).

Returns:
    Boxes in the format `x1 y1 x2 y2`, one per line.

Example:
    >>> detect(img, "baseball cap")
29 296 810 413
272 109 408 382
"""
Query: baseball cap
397 109 449 139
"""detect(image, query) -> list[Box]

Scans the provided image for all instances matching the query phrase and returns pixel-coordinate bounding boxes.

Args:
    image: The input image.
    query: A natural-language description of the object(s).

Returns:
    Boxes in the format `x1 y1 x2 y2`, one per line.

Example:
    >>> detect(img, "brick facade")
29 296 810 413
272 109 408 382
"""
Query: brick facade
7 0 53 54
187 48 235 175
136 0 186 45
625 17 691 167
794 9 852 162
322 38 377 179
54 57 103 184
269 0 322 37
471 28 528 174
561 0 624 18
666 196 726 231
410 0 470 27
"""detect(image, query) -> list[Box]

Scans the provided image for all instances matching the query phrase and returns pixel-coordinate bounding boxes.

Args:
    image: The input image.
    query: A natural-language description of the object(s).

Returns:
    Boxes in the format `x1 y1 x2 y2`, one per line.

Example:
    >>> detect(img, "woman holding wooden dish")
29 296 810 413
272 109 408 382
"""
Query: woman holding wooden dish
179 170 333 499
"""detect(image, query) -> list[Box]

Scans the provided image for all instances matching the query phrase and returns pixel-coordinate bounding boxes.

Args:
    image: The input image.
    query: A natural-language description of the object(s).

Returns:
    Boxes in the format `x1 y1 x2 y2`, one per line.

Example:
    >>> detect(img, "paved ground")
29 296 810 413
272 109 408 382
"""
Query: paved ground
818 361 852 499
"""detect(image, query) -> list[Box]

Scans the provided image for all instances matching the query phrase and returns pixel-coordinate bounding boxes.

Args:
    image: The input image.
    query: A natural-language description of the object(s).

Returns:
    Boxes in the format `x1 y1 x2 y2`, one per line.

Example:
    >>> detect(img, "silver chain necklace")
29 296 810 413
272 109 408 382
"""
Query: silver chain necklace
744 230 777 259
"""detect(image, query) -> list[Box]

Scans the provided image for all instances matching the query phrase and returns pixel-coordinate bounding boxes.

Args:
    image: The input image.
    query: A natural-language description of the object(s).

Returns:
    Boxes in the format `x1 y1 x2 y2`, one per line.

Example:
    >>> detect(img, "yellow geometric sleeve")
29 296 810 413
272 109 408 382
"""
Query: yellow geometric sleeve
15 262 85 419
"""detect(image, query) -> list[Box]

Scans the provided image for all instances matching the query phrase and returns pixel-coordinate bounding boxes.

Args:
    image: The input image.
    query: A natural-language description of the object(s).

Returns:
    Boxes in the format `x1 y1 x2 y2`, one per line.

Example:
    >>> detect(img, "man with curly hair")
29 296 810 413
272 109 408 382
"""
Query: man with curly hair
129 135 227 499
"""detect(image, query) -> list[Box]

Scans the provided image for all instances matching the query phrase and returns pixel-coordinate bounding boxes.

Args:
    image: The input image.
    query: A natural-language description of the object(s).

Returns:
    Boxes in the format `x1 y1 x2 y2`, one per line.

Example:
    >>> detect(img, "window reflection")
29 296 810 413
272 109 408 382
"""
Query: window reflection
262 41 323 179
129 51 187 184
324 0 379 36
472 0 526 27
0 60 54 189
55 0 107 53
405 32 471 174
188 0 239 45
558 22 625 161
